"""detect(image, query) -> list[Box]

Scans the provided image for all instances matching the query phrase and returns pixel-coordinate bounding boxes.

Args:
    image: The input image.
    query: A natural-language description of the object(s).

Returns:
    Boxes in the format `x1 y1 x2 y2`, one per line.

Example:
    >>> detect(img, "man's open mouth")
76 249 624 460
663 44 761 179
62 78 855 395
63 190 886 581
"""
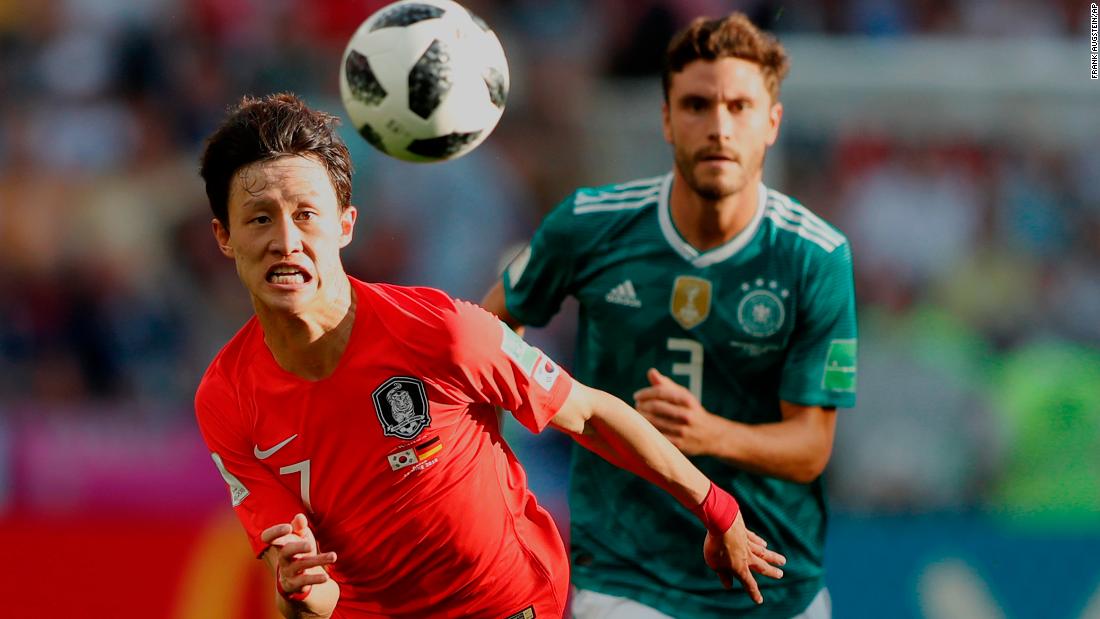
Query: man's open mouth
266 265 312 285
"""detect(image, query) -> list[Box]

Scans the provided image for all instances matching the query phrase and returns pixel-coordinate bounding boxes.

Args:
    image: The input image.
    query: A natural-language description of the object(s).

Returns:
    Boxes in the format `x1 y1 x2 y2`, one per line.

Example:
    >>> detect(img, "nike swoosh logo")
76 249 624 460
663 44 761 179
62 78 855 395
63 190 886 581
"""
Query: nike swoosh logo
254 434 298 460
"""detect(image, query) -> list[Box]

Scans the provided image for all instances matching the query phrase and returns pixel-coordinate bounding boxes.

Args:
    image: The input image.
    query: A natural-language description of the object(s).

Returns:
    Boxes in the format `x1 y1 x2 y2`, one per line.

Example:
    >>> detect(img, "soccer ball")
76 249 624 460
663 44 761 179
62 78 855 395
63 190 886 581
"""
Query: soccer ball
339 0 509 163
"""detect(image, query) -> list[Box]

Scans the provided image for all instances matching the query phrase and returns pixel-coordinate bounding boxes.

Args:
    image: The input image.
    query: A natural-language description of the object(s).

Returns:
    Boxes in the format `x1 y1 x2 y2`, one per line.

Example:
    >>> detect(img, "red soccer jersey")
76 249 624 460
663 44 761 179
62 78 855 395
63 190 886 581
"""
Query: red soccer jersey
195 278 573 618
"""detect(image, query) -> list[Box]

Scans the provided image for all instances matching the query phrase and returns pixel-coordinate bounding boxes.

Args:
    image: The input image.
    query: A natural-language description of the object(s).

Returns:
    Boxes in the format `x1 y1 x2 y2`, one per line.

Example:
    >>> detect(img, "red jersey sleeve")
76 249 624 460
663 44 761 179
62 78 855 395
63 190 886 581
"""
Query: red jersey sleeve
442 299 573 433
195 364 304 557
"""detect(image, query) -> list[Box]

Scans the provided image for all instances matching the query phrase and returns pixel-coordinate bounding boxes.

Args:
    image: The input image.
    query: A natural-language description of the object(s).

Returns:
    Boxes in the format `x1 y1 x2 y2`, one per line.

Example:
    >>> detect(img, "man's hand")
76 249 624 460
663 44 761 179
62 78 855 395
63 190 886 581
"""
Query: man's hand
261 513 337 600
704 512 786 604
634 368 716 456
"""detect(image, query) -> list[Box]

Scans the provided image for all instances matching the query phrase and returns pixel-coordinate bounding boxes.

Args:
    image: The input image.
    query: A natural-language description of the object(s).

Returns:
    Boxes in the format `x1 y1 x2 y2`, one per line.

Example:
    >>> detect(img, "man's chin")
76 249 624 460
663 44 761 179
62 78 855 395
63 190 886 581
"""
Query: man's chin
252 286 315 314
690 166 745 199
692 178 741 201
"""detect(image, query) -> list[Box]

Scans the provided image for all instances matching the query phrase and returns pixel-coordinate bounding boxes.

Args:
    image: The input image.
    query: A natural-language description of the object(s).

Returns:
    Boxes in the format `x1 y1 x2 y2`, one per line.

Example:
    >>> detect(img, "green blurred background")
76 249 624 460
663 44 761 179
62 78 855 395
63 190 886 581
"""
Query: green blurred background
1 0 1098 617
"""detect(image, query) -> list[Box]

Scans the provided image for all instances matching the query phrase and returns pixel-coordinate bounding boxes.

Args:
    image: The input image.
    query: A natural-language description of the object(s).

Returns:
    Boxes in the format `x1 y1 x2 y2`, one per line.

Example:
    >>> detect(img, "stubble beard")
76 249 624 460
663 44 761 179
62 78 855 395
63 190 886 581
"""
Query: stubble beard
675 146 764 202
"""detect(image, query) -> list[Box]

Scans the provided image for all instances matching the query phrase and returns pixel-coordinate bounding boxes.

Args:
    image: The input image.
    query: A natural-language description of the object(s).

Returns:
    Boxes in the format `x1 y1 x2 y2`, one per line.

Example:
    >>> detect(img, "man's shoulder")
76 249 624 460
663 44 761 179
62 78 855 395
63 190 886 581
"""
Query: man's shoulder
357 279 499 374
198 318 260 394
761 187 850 256
194 318 260 428
562 173 667 218
536 173 668 253
358 279 459 327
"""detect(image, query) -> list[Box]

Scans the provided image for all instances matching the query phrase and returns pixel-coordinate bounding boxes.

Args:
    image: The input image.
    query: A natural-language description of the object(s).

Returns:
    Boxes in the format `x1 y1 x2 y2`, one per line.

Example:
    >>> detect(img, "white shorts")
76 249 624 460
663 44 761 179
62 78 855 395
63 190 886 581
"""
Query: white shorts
571 587 832 619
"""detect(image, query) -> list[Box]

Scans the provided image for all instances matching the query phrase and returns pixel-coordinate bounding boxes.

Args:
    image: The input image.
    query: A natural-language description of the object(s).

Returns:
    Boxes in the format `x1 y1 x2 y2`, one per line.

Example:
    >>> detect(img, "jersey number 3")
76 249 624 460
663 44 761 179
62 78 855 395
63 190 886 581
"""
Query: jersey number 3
667 338 703 402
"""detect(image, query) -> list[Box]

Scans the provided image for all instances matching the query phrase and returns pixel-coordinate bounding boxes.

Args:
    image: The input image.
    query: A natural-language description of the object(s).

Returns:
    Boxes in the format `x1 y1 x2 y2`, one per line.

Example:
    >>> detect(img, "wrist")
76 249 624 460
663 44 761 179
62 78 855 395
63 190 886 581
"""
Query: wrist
690 481 740 536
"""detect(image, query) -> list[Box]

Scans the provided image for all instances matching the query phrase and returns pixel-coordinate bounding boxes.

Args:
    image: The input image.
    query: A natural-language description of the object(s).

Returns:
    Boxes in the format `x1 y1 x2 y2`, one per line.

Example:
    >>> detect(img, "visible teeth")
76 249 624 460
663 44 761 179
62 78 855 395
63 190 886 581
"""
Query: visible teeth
270 273 305 284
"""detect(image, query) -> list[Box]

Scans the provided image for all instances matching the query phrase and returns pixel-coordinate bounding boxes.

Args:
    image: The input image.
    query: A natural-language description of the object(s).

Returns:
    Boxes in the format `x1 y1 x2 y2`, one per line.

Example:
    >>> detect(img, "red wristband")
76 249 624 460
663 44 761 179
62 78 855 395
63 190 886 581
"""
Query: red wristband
690 481 740 536
276 569 311 602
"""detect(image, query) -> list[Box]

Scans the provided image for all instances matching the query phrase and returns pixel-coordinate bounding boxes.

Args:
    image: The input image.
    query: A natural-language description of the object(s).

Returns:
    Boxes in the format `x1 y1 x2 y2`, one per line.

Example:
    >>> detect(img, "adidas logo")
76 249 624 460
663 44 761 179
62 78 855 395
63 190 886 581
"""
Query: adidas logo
605 280 642 307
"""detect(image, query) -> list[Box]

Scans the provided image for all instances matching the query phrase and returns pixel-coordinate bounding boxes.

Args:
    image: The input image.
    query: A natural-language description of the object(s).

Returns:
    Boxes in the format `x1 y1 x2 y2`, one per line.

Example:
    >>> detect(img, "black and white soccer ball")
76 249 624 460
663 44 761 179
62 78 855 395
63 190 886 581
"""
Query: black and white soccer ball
339 0 509 163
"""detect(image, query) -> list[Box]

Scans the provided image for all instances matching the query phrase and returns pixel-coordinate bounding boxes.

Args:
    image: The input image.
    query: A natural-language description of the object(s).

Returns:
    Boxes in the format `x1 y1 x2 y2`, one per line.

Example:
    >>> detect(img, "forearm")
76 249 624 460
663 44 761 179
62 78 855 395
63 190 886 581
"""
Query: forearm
706 416 831 484
564 386 711 509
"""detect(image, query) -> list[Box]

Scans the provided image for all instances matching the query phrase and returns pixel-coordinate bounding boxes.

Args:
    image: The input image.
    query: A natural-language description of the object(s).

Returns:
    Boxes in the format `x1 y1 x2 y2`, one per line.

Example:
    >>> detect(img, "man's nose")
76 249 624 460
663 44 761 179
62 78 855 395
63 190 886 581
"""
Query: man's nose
708 107 735 141
270 213 303 255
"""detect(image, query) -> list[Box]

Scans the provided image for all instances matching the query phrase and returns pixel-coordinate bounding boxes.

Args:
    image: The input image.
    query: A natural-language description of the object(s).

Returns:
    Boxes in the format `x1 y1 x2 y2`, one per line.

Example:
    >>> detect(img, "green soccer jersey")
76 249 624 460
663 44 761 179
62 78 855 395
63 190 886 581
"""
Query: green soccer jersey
502 173 858 618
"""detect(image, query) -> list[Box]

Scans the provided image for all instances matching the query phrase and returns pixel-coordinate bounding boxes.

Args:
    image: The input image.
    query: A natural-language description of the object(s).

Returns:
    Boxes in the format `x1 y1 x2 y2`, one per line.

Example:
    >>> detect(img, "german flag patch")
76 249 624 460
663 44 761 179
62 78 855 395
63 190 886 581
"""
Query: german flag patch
415 436 443 461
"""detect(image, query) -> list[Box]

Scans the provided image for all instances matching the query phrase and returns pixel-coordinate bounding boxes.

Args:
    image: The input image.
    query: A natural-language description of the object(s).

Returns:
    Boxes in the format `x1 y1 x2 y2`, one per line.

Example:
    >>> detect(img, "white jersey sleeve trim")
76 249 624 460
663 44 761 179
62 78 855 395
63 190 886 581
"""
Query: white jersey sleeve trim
765 191 845 253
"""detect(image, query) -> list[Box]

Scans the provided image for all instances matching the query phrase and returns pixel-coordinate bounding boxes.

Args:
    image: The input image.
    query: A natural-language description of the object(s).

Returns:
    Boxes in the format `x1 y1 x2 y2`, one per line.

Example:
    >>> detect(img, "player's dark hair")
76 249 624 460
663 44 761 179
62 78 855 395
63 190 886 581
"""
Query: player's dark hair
200 93 353 227
662 13 790 103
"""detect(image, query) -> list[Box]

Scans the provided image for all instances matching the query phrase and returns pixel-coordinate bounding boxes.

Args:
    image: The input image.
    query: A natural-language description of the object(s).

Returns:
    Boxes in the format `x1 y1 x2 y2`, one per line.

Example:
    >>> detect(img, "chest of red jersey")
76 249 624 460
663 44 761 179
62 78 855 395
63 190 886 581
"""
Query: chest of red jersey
244 346 496 524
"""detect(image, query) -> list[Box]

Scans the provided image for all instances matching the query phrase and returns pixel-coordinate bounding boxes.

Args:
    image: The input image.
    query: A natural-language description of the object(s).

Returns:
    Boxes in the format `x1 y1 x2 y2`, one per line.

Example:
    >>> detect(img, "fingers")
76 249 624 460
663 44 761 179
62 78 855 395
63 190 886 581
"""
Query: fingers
635 398 689 423
278 543 337 592
751 543 786 568
285 551 338 575
633 385 693 407
746 529 768 547
646 368 670 386
734 566 764 604
716 569 733 589
636 407 684 436
264 515 316 549
749 553 784 579
261 523 293 545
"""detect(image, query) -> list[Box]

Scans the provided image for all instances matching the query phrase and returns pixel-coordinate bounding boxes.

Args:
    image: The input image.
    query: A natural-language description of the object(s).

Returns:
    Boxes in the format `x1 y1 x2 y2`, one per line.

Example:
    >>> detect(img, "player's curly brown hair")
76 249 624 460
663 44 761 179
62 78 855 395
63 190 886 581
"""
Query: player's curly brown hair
200 93 353 227
662 12 790 104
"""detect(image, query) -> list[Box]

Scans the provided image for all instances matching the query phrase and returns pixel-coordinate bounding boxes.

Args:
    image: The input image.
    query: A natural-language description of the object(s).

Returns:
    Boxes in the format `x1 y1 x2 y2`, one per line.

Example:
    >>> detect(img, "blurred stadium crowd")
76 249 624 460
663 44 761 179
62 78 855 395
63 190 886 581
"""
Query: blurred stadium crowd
1 0 1098 529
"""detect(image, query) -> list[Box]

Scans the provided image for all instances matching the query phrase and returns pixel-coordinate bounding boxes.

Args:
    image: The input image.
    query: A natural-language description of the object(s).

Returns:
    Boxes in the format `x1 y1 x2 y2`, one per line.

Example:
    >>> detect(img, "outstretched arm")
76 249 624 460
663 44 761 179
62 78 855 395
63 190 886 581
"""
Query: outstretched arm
550 382 786 603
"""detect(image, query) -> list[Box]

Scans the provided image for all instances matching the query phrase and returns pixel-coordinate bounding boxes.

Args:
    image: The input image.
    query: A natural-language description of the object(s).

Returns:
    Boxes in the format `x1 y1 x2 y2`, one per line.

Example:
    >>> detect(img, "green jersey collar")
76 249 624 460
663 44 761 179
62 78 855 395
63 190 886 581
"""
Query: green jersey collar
658 174 767 268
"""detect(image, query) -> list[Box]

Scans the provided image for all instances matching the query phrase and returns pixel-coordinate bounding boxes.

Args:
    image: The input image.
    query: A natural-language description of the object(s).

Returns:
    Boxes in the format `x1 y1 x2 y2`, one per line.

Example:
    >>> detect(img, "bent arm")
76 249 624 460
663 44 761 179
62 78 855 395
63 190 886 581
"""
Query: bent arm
550 381 711 508
710 401 836 484
259 514 340 619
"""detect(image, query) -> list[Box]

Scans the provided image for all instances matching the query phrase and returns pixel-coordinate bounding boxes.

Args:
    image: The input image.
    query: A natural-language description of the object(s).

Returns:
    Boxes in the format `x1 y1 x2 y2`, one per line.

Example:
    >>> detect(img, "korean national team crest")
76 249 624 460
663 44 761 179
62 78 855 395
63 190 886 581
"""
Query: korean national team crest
372 376 431 440
670 275 712 330
737 278 789 337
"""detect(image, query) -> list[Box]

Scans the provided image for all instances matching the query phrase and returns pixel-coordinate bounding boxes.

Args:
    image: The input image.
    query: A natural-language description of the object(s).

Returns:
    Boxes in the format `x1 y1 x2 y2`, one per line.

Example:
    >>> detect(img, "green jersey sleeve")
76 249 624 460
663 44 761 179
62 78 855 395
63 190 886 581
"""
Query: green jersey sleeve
501 197 579 327
779 241 858 408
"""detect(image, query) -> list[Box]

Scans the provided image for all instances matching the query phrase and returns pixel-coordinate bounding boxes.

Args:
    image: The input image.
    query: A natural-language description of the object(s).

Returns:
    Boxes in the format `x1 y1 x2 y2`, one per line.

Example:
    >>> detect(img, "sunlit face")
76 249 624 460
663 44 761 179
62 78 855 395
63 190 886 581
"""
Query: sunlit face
662 58 783 200
212 155 357 316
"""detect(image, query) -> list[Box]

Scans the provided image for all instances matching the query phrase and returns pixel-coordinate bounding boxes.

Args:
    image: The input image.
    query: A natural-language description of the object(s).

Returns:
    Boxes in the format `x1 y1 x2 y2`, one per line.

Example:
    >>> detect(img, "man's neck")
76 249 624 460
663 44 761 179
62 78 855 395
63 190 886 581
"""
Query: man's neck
669 175 760 253
255 277 356 381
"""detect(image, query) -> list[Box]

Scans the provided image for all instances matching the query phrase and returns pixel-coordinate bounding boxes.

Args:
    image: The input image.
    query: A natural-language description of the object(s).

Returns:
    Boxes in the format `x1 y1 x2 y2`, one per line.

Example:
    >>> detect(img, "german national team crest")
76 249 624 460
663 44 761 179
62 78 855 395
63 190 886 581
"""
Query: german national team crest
372 376 431 440
670 275 712 330
737 278 789 337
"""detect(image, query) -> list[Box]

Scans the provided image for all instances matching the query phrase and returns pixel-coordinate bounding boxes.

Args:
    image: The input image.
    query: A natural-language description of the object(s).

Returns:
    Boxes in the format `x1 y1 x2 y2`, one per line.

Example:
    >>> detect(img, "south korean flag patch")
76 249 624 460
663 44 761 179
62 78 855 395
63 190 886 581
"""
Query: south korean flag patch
372 376 431 440
532 354 561 392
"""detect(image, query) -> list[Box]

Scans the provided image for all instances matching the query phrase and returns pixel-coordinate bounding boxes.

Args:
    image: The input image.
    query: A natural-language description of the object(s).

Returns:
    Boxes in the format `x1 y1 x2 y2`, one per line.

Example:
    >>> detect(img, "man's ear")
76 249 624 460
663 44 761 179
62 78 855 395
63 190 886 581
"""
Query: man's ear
339 206 358 249
212 218 234 258
765 101 783 147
